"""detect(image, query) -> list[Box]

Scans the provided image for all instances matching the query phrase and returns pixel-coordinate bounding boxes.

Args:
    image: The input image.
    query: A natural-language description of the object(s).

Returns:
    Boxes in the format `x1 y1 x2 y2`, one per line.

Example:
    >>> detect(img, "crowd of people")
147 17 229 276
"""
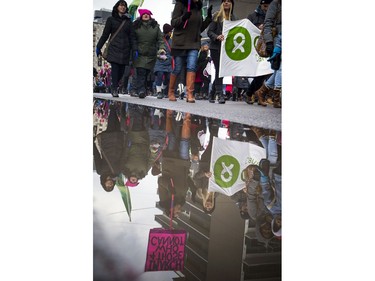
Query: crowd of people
94 0 282 108
93 98 282 244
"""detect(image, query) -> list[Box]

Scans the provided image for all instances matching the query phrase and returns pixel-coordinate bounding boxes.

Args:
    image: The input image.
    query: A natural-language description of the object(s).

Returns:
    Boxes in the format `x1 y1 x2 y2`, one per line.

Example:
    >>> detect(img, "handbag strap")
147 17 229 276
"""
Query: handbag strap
108 20 126 44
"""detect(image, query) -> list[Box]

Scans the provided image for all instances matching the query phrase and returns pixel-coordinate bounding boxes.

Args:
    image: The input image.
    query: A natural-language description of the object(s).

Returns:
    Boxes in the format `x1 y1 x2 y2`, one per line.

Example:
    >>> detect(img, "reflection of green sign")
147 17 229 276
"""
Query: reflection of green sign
213 155 240 188
225 26 251 61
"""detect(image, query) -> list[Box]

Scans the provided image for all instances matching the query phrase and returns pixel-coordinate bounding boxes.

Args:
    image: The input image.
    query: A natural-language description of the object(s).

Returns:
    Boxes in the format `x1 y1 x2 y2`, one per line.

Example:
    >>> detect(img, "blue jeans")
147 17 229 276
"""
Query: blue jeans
265 62 282 89
172 50 199 75
167 133 190 160
259 135 278 165
259 173 281 216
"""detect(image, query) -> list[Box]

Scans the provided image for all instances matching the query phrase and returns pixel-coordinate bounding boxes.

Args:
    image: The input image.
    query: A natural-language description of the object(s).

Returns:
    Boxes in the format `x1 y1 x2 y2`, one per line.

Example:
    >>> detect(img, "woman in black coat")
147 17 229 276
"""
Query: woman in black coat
96 0 137 97
93 102 127 192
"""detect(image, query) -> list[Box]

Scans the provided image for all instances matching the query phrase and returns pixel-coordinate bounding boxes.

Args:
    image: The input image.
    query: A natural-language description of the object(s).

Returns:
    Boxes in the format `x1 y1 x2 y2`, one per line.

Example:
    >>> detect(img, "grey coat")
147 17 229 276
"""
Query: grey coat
263 0 282 44
247 6 267 28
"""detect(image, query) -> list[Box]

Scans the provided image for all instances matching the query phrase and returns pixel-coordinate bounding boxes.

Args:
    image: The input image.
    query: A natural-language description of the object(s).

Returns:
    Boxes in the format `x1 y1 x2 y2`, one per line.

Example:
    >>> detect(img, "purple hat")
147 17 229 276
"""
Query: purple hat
138 9 153 17
126 179 139 187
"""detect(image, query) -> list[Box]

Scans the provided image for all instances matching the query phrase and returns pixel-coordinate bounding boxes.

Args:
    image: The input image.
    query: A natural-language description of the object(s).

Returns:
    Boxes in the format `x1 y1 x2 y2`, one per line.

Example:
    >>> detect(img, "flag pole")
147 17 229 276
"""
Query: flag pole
183 0 191 29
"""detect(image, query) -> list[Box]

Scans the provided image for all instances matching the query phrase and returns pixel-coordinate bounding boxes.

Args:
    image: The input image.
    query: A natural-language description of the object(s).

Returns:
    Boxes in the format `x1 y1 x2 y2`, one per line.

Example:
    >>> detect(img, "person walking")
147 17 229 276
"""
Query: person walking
254 0 282 108
207 0 237 104
168 0 212 103
246 0 272 105
132 9 165 99
96 0 137 98
153 23 174 99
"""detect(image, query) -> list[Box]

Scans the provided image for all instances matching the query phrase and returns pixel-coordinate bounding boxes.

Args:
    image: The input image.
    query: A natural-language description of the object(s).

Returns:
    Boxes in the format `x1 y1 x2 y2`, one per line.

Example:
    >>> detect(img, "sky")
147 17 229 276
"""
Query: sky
93 172 178 280
93 0 174 26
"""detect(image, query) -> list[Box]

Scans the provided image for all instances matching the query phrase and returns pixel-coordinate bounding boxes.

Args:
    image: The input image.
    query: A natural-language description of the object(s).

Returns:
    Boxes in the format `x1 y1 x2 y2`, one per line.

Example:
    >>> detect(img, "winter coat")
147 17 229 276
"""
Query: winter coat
153 36 173 73
94 131 127 177
263 0 282 44
157 155 192 209
96 6 137 65
132 18 164 70
171 0 212 51
122 105 151 180
195 49 210 82
247 5 267 28
207 12 238 51
123 130 150 180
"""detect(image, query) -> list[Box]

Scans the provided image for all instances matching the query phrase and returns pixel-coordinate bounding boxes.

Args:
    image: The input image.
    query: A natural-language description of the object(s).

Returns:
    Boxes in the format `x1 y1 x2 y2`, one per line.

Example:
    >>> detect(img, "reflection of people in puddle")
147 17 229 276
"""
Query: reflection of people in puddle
157 110 194 218
93 102 127 192
148 108 167 176
122 104 150 186
191 118 219 213
238 159 282 242
202 191 216 214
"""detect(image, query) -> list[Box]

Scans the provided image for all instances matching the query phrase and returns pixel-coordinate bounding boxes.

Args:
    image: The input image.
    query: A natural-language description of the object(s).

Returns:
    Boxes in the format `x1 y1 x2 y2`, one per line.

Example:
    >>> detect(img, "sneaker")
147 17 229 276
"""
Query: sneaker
139 92 146 99
156 92 163 99
111 90 119 98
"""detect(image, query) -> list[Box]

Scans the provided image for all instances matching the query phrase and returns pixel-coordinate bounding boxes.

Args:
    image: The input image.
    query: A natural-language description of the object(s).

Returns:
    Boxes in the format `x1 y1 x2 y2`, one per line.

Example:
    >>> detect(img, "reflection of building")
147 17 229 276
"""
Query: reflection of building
155 192 281 281
94 9 111 24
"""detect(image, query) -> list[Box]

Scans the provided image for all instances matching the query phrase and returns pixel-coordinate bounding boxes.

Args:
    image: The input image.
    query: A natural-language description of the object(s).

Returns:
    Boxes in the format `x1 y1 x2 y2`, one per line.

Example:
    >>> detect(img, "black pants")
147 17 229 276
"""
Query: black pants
136 67 150 94
210 49 222 93
106 104 121 132
110 62 126 90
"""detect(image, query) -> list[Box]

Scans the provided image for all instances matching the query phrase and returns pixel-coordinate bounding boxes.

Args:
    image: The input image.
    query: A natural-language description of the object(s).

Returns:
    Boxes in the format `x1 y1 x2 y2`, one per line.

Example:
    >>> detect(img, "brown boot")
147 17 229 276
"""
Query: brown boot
168 74 177 101
166 109 173 132
266 90 274 105
181 113 191 139
255 83 269 106
186 72 196 103
273 88 281 108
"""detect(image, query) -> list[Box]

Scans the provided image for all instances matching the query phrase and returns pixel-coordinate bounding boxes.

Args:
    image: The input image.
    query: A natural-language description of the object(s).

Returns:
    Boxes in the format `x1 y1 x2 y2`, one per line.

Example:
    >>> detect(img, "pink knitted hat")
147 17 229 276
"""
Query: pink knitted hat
138 9 152 17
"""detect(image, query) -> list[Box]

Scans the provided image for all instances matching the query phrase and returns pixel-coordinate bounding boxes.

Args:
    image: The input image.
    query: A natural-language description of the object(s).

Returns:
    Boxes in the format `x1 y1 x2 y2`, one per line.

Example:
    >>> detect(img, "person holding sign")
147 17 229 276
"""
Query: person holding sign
207 0 237 104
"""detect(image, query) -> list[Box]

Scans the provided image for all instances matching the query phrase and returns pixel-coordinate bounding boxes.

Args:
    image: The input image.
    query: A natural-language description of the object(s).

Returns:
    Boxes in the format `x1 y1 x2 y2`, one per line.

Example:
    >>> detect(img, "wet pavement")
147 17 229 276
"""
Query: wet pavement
93 93 281 131
93 97 282 281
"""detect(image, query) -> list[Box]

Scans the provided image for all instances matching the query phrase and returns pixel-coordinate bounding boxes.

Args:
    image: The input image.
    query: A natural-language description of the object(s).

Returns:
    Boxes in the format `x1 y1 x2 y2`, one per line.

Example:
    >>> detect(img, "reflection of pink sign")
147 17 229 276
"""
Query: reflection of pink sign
145 228 187 271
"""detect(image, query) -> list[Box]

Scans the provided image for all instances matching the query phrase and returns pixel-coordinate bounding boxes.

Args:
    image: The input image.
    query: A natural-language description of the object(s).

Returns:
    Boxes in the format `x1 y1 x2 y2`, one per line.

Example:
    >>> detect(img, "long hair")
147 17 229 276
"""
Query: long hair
214 1 234 22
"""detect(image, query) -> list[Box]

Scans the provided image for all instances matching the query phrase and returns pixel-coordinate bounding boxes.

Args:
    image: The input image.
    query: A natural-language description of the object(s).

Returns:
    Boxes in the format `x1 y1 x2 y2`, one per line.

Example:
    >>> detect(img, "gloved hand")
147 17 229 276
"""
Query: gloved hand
266 42 274 57
207 5 213 19
268 46 281 70
96 47 102 57
133 50 138 60
267 46 281 61
182 11 192 21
